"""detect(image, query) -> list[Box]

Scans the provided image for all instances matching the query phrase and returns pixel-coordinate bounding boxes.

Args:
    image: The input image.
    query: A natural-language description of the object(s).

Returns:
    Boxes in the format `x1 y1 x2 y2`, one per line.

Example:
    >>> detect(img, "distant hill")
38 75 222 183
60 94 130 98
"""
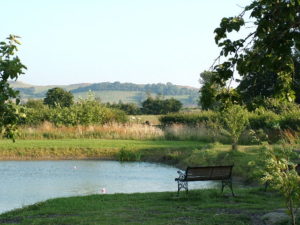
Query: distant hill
10 81 199 106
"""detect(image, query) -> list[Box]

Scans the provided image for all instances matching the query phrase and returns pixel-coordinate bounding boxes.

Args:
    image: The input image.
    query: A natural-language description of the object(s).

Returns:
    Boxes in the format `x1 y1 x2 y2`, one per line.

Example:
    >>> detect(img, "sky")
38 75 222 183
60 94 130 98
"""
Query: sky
1 0 251 88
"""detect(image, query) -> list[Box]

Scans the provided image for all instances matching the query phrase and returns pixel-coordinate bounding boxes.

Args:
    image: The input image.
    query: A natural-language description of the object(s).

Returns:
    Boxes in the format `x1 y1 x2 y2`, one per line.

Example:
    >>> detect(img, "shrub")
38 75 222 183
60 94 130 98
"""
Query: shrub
117 148 141 161
21 97 128 126
248 108 280 130
260 145 300 225
141 96 182 114
159 111 218 127
280 111 300 131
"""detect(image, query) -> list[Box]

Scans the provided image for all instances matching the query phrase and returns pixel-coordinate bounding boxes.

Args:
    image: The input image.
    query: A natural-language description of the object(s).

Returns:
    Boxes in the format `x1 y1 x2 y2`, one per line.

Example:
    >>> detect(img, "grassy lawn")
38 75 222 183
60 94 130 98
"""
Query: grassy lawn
0 188 284 225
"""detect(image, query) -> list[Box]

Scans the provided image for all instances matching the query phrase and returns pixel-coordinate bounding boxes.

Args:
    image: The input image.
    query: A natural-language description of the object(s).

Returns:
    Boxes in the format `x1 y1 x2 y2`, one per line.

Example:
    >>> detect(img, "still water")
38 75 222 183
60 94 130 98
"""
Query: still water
0 160 214 213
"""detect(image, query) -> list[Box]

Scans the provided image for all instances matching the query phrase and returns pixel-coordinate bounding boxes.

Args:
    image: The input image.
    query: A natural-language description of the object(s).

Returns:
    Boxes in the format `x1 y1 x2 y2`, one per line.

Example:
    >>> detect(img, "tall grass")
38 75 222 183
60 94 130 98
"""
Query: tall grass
164 124 232 143
16 120 292 145
16 122 259 144
18 122 164 140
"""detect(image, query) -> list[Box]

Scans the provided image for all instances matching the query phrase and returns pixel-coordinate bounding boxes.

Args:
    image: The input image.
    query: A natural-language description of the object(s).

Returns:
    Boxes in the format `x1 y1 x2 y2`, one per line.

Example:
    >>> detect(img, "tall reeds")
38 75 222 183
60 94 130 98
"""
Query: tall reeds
18 122 164 140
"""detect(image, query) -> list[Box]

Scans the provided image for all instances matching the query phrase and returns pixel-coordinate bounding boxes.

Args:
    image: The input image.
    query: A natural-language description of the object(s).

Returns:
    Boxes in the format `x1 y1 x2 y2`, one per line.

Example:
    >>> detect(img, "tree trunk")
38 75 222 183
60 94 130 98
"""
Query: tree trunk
289 199 296 225
232 142 238 151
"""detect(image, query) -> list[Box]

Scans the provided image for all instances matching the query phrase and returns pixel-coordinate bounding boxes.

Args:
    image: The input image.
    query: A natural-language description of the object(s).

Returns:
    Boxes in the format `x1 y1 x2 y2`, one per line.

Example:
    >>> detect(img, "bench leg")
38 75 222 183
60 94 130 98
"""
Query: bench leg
177 180 188 195
221 179 235 197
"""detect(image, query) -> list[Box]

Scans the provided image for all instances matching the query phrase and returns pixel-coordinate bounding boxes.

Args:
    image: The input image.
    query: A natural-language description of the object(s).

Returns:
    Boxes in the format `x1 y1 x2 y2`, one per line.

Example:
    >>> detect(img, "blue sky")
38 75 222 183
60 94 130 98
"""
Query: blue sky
1 0 251 88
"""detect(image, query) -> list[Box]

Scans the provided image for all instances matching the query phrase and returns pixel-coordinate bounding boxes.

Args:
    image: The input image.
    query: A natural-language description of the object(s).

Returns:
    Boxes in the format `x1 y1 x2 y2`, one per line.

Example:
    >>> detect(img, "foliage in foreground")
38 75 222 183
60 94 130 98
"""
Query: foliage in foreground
0 35 26 141
213 0 300 104
260 145 300 225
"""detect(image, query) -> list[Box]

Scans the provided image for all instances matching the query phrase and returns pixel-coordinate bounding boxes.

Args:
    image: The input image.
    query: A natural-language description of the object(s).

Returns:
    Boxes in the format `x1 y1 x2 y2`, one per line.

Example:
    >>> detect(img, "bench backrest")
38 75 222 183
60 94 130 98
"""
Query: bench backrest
185 165 233 181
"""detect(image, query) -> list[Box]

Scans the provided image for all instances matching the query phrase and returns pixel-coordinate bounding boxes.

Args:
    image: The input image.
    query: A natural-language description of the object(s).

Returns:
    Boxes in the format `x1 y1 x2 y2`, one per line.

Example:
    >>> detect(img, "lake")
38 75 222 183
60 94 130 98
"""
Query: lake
0 160 215 214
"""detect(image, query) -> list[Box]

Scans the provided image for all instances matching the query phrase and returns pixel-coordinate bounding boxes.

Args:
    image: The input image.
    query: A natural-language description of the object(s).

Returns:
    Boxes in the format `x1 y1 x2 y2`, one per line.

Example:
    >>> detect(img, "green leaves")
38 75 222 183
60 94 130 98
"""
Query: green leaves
220 104 249 151
214 17 244 44
212 0 300 106
43 87 74 108
0 35 26 141
260 144 300 225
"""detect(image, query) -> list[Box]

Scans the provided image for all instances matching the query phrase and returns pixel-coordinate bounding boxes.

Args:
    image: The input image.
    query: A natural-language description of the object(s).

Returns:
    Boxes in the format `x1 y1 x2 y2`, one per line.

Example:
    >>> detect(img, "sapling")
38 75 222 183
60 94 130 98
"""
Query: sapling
261 145 300 225
221 105 249 151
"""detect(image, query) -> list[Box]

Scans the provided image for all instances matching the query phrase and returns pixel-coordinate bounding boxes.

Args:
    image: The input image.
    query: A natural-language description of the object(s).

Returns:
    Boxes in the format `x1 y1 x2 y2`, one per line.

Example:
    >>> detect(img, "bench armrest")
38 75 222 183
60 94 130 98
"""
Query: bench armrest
175 170 186 181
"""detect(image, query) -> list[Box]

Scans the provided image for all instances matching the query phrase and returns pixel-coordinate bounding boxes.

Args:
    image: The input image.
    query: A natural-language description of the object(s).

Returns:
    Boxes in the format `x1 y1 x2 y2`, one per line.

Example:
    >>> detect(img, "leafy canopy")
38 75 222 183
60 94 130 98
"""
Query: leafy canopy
213 0 300 103
44 87 74 108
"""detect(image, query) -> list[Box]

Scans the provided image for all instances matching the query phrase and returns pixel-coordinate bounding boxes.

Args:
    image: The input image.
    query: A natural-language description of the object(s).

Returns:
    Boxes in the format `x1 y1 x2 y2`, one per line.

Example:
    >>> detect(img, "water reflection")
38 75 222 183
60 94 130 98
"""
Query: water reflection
0 160 214 213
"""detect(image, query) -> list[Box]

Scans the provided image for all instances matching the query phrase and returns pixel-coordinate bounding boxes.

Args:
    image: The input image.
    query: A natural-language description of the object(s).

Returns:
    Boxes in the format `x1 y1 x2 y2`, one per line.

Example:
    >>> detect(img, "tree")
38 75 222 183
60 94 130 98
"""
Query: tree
44 87 74 107
221 105 249 151
293 49 300 104
141 96 182 114
213 0 300 105
198 71 221 110
236 50 300 110
163 98 182 114
0 35 27 140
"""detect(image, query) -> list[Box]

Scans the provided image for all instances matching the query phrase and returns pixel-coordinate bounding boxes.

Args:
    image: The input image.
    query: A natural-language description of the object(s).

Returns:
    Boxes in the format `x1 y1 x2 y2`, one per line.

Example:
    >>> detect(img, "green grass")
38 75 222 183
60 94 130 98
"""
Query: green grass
0 139 205 160
0 139 203 150
0 188 284 225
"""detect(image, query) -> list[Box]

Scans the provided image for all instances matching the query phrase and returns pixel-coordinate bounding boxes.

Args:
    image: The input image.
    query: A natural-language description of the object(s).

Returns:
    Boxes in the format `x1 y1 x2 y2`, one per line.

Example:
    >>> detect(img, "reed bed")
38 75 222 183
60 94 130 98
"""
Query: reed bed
16 122 258 144
17 122 164 140
164 124 230 143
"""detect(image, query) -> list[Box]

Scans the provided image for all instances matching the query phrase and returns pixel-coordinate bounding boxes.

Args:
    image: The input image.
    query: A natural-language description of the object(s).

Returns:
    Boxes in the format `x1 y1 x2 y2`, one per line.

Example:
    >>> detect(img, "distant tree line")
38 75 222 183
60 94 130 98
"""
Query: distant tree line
13 82 198 106
22 88 127 126
72 82 197 96
107 96 183 115
23 88 183 126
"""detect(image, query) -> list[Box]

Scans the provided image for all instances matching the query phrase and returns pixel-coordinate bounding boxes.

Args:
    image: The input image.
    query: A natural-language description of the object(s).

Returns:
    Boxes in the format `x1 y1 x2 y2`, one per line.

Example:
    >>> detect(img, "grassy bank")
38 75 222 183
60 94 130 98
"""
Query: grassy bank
0 188 284 225
0 139 204 160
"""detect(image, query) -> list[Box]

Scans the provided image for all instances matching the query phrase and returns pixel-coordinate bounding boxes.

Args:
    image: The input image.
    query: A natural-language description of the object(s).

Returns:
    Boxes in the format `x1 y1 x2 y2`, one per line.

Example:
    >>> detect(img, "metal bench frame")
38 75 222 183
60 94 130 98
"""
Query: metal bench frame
175 165 234 196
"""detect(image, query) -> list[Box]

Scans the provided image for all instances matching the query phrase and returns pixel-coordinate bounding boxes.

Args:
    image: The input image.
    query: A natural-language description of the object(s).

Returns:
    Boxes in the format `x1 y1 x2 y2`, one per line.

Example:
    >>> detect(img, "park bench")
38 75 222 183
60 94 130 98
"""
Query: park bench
175 165 234 196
